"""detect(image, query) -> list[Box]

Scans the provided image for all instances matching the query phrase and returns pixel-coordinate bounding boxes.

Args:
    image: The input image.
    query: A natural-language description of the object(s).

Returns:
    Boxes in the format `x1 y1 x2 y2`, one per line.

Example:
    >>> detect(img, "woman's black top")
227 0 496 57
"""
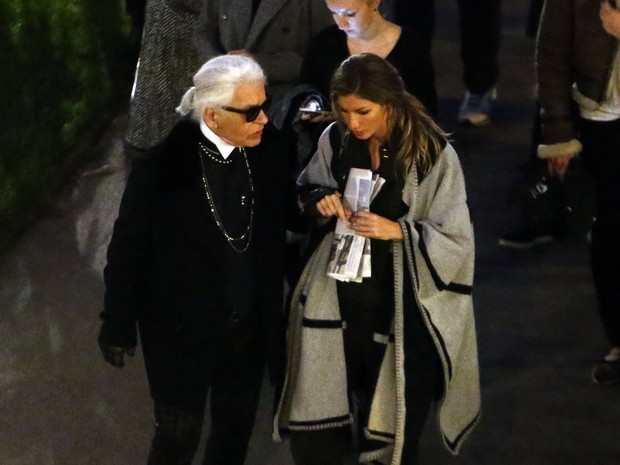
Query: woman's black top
331 128 408 336
301 24 437 116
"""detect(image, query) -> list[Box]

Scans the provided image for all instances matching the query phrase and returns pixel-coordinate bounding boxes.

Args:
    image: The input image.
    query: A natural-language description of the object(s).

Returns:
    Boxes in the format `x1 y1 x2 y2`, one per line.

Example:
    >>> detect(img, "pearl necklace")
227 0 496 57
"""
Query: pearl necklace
199 142 233 164
198 144 254 253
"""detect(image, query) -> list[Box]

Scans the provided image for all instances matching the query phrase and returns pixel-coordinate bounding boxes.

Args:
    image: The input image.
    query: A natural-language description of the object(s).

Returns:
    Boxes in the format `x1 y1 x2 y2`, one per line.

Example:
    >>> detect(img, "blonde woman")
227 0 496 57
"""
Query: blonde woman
301 0 437 117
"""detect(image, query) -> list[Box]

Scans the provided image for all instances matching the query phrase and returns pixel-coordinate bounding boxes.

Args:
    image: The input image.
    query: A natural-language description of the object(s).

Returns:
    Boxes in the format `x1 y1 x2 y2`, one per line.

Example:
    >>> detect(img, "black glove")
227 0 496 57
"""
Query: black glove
99 342 136 368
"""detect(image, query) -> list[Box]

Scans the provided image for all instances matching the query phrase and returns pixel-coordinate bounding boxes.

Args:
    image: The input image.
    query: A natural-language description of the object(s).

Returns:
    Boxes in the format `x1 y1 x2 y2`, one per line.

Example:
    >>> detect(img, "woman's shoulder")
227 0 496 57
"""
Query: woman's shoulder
386 28 432 77
392 26 431 58
396 26 429 45
432 140 462 174
317 122 342 148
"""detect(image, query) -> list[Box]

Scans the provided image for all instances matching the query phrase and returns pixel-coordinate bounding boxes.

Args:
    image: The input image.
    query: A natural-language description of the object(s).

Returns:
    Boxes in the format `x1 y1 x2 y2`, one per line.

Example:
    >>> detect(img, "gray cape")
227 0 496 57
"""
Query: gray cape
274 124 480 464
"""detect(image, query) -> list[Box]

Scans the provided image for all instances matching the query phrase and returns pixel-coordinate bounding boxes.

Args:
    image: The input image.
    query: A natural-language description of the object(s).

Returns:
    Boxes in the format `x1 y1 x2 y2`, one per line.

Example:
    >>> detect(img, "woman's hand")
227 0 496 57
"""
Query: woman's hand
601 1 620 39
316 192 351 221
348 210 403 240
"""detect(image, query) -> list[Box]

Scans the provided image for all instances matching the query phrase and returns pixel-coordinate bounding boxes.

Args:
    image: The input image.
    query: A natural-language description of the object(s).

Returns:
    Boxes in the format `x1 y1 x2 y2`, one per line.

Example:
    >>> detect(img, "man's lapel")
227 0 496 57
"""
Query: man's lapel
244 0 289 49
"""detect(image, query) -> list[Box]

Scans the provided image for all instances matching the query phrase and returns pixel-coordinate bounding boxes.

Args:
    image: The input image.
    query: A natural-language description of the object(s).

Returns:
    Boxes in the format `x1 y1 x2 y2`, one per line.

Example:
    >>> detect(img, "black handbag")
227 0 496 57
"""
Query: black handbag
510 157 595 241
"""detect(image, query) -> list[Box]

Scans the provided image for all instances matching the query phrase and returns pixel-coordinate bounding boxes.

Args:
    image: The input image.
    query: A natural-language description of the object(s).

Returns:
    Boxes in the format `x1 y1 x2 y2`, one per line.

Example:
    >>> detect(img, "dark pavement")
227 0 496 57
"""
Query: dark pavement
1 0 619 463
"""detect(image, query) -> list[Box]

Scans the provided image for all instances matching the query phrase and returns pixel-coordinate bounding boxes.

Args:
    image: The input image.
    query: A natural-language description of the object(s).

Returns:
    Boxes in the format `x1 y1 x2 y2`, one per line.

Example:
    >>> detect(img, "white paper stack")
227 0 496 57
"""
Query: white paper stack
327 168 385 282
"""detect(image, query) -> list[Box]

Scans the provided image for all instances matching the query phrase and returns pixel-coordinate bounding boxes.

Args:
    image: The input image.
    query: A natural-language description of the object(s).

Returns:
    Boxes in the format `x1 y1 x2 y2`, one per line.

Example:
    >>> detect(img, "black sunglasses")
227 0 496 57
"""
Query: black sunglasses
221 97 270 122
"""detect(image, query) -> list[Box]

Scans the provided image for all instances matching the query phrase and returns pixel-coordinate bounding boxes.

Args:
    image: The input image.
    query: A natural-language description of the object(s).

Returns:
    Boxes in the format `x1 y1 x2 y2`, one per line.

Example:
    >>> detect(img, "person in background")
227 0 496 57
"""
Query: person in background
98 55 288 465
301 0 437 118
535 0 620 384
274 53 480 465
498 0 567 249
194 0 333 103
386 0 500 126
125 0 203 152
125 0 147 59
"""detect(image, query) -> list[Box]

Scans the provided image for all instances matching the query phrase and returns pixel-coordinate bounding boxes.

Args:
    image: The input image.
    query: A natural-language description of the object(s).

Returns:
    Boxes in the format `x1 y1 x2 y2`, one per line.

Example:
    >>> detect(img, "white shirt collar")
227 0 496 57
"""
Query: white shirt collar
199 117 237 159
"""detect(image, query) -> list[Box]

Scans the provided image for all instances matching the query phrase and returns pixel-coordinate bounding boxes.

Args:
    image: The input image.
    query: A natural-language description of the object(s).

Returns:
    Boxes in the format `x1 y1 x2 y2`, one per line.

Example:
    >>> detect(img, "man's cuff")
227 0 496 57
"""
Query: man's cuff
537 139 582 159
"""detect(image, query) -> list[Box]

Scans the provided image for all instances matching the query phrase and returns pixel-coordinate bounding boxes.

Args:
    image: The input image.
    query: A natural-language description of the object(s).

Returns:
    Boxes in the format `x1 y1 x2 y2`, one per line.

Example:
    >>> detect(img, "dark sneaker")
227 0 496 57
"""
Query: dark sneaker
458 88 496 127
498 230 554 249
592 348 620 385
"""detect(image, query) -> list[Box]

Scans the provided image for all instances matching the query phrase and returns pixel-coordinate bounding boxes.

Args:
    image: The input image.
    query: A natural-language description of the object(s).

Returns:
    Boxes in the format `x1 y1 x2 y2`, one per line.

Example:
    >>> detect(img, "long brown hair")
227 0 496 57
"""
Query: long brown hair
330 53 445 175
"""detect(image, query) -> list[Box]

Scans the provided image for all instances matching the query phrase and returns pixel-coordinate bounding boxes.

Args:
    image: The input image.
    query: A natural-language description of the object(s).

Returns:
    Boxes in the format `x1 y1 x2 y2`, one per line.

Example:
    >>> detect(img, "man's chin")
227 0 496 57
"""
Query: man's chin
245 135 263 147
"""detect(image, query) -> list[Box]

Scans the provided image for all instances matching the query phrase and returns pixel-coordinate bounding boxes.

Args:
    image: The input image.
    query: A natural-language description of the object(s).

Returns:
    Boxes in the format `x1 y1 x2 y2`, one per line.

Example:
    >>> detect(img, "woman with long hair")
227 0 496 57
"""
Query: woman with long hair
274 53 480 465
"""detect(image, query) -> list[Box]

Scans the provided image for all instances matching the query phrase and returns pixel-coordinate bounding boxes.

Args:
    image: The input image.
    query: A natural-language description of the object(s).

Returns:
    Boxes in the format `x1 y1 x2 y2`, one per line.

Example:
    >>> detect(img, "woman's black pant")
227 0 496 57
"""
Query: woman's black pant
143 313 266 465
579 117 620 347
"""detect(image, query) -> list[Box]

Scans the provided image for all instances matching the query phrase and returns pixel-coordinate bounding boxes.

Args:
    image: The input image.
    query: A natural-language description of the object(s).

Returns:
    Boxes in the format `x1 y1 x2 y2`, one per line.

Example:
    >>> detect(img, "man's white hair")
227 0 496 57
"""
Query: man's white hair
176 55 266 122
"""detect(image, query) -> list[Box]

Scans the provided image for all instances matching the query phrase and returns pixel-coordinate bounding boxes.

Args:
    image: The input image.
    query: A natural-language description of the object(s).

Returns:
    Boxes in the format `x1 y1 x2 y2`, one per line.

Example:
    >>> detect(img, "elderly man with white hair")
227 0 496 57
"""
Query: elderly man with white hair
98 54 288 465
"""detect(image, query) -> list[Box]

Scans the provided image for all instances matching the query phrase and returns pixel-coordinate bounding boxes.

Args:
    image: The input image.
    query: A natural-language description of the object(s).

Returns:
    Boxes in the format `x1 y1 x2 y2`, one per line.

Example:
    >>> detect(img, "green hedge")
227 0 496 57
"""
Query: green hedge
0 0 133 252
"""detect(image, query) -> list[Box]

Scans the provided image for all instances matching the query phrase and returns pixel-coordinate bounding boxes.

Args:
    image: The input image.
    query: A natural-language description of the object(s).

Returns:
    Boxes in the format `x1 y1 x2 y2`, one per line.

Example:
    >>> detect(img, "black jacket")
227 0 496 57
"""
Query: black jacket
99 119 287 376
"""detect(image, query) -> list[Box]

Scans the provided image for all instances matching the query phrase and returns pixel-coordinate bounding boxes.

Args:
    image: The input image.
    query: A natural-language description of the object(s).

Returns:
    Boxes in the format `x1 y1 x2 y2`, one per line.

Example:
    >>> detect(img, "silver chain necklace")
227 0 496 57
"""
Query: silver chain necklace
199 142 233 164
198 144 254 253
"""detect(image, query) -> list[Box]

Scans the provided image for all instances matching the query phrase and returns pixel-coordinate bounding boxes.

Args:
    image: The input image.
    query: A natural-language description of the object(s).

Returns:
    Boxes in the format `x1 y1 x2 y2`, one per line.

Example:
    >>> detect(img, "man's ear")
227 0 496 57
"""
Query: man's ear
203 107 219 130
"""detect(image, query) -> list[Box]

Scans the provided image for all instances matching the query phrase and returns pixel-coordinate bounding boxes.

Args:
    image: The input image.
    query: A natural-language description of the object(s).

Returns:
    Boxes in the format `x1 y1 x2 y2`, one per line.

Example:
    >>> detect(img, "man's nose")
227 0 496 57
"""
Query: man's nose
256 109 268 125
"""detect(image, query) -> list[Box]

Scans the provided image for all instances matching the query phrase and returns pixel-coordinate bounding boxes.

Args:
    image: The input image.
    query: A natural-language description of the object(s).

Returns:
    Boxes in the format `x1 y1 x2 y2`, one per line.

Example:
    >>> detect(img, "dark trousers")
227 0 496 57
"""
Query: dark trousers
391 0 501 93
290 272 441 465
144 316 266 465
579 117 620 347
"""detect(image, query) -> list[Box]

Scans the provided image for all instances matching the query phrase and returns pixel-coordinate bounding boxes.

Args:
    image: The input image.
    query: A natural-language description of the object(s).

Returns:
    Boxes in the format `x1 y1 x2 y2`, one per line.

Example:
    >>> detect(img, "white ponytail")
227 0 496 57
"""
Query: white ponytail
175 86 196 116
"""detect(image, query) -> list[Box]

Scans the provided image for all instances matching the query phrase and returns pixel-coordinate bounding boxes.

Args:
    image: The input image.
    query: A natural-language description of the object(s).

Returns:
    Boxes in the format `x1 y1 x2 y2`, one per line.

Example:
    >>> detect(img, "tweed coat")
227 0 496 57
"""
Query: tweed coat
194 0 333 100
274 124 480 464
126 0 203 150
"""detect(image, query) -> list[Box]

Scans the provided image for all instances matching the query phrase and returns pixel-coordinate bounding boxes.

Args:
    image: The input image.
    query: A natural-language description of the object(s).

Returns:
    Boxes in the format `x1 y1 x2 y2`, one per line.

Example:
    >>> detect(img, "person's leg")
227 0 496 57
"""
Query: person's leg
147 403 204 465
202 318 267 465
580 119 620 345
456 0 501 125
400 271 442 464
400 358 439 465
579 118 620 384
457 0 500 94
290 427 352 465
141 330 213 465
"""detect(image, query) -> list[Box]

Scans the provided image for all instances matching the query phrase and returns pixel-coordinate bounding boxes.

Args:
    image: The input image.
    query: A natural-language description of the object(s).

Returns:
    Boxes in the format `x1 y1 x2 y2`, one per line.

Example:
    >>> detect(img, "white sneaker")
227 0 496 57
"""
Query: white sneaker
458 88 497 126
592 347 620 385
